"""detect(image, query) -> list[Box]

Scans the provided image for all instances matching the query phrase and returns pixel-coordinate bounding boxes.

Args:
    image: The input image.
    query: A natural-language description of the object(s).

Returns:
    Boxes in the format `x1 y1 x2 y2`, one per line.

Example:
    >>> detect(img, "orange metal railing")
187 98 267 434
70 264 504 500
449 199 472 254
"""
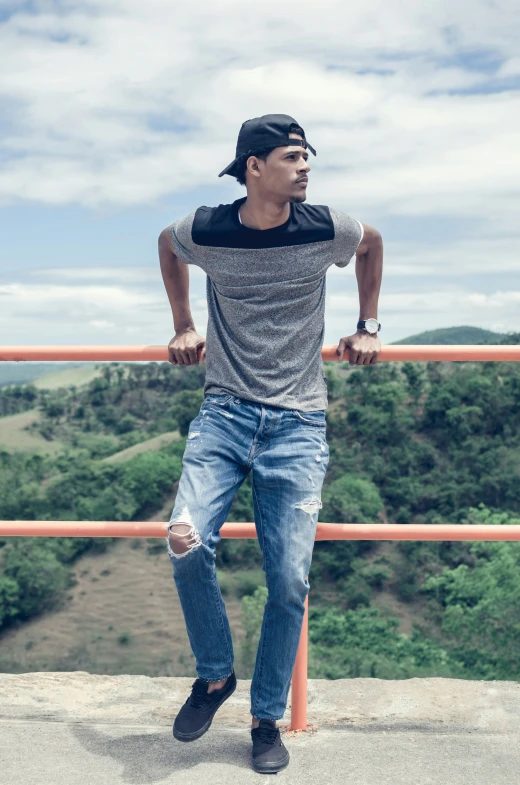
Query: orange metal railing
2 521 520 541
1 343 519 730
1 344 520 363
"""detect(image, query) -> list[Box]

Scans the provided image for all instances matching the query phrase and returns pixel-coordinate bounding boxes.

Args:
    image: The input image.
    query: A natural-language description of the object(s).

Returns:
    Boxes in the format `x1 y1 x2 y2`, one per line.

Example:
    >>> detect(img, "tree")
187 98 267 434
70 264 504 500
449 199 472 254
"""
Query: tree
0 540 69 626
321 475 384 524
170 389 205 436
240 586 268 675
308 606 455 679
422 508 520 679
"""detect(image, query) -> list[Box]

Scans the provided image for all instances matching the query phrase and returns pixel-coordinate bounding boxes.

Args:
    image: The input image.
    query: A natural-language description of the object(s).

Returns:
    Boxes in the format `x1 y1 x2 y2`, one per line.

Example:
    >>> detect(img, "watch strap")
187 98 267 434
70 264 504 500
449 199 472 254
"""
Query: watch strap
357 320 381 332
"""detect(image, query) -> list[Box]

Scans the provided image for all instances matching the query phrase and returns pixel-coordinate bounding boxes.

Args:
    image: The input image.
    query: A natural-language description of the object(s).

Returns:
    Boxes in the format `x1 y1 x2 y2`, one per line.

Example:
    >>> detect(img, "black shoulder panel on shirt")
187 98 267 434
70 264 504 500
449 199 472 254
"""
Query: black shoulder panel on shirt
191 201 335 249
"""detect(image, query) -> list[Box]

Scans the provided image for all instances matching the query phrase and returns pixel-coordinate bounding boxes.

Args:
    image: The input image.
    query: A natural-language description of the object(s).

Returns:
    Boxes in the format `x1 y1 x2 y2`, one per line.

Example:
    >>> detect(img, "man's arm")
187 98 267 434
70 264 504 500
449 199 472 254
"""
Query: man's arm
158 226 205 365
336 222 383 366
355 222 383 324
158 226 195 333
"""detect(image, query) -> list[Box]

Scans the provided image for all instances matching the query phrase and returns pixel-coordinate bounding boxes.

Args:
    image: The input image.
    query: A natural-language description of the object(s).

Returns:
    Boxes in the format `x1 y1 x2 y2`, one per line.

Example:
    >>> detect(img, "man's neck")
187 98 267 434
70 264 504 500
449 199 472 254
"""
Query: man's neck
238 195 290 230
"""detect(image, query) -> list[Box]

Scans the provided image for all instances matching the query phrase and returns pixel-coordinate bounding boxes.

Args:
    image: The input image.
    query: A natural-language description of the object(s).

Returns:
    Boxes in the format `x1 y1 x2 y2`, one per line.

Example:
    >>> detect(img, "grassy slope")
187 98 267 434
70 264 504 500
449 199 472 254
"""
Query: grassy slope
0 364 174 458
33 366 103 390
0 537 247 676
0 533 424 676
102 431 181 463
0 367 109 453
0 363 96 388
0 410 65 454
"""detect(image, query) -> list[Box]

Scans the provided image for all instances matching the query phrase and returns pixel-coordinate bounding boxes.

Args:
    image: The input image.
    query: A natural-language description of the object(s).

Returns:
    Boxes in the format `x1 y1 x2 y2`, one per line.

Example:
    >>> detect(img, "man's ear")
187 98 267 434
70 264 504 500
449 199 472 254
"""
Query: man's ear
247 157 261 178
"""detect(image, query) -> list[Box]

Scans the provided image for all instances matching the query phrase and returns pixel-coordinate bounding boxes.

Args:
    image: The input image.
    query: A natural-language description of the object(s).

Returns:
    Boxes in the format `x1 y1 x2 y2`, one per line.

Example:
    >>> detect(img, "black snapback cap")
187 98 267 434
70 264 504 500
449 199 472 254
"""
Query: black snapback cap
218 113 316 178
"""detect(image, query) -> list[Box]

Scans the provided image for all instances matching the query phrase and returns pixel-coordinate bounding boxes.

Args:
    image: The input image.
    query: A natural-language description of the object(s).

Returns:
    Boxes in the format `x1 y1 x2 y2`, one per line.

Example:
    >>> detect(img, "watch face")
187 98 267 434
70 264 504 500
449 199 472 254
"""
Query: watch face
365 318 379 333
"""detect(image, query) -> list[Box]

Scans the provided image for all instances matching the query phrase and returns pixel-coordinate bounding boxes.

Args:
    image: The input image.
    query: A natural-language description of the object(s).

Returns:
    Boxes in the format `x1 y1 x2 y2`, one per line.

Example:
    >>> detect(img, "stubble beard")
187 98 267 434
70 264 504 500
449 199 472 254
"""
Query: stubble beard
289 191 307 204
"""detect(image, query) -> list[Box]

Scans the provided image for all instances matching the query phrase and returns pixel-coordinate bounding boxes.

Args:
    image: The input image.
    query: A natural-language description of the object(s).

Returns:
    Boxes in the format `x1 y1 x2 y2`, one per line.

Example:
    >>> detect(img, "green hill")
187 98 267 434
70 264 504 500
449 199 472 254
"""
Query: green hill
392 325 506 345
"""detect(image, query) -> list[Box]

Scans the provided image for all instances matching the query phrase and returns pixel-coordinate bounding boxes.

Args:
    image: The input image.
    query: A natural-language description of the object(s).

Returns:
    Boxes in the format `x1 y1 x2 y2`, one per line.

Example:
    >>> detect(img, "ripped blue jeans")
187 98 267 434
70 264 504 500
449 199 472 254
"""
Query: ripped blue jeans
165 393 329 721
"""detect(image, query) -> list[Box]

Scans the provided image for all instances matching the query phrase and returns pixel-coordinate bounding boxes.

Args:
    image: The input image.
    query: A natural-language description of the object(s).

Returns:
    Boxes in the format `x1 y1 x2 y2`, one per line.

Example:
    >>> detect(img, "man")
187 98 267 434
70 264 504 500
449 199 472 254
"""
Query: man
158 113 383 774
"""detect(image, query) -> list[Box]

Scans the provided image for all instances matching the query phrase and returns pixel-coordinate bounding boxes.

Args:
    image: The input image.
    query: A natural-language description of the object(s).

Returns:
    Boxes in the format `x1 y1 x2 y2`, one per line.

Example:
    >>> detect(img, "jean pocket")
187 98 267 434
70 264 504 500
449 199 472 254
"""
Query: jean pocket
201 393 234 409
291 409 326 427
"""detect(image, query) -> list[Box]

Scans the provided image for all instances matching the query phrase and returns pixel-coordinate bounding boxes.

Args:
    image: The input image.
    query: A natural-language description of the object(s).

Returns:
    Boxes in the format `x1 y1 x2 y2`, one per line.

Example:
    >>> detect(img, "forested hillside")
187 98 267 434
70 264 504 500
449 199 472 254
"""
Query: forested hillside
1 332 519 681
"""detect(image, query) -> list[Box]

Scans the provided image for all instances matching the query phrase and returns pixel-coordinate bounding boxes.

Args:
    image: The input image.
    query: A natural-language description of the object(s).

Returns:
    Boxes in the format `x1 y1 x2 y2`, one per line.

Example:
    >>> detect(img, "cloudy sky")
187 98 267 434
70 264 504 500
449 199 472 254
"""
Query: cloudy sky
0 0 519 348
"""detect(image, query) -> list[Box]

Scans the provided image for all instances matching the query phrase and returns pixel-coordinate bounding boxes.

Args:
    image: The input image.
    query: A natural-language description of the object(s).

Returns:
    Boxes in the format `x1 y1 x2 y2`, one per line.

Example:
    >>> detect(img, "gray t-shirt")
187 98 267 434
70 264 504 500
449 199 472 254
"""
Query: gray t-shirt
169 196 362 412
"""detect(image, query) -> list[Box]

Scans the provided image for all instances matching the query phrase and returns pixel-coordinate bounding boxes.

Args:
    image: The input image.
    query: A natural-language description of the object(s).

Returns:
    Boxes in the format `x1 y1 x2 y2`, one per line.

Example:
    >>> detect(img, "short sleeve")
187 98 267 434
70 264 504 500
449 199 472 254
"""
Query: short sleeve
328 208 364 268
169 212 198 265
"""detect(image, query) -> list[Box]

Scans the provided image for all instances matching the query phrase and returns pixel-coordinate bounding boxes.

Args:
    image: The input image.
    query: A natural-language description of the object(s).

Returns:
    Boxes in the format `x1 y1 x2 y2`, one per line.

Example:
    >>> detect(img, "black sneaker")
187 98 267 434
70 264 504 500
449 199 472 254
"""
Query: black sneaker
173 671 237 742
251 719 290 774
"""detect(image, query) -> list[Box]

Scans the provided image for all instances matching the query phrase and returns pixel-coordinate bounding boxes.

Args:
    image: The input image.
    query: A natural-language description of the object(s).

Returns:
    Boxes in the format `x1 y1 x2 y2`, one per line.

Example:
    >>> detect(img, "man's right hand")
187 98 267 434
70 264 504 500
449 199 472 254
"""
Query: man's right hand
168 328 206 365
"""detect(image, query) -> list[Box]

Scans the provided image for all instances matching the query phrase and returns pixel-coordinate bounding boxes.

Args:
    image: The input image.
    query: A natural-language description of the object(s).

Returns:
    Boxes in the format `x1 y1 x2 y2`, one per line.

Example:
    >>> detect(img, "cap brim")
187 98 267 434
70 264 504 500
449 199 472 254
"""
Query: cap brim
218 158 240 178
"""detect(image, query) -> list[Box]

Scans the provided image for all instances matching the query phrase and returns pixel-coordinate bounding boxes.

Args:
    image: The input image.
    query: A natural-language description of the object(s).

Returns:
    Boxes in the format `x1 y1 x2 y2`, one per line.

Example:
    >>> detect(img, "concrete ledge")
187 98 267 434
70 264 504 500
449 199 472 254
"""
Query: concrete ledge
1 673 520 784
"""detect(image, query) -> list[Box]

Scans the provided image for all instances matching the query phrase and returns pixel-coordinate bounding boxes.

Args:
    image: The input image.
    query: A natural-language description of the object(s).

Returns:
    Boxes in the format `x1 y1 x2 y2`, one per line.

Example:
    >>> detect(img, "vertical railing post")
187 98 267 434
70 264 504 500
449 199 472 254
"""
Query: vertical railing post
289 592 308 730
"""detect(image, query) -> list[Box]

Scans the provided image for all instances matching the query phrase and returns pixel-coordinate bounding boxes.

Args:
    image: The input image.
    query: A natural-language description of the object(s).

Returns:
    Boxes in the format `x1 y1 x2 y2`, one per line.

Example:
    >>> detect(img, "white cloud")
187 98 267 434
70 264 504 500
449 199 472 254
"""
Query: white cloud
0 269 207 346
35 267 159 282
1 267 518 348
328 288 520 338
0 282 157 310
89 320 115 329
328 232 520 277
0 0 518 224
499 57 520 77
330 288 520 313
0 1 519 345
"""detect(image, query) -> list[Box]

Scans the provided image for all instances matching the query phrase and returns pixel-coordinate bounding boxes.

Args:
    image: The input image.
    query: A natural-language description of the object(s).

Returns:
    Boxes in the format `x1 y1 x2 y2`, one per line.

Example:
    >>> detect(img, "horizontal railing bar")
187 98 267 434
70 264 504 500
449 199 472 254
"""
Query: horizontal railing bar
1 521 519 540
0 345 519 362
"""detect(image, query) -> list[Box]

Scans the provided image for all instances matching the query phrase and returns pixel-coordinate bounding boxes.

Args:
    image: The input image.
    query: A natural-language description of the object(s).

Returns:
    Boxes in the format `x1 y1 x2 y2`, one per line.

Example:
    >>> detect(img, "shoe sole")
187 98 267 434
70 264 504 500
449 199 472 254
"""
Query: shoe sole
252 751 290 774
173 680 237 742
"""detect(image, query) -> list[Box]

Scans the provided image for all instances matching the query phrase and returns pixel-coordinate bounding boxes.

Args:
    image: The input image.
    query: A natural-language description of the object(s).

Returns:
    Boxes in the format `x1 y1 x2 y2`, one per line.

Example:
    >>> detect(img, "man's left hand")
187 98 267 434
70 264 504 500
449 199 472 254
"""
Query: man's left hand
336 330 381 365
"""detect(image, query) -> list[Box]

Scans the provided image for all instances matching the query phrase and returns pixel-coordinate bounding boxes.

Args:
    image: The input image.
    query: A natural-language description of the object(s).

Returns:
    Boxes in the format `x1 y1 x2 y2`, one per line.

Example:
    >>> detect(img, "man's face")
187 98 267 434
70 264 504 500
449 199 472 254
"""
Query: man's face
247 132 311 202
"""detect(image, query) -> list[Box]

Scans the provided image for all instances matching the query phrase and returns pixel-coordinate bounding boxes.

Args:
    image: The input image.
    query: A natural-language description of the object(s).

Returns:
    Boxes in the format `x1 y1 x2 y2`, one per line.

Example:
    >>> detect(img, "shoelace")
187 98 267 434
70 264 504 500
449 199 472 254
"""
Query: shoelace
252 725 279 745
188 679 211 709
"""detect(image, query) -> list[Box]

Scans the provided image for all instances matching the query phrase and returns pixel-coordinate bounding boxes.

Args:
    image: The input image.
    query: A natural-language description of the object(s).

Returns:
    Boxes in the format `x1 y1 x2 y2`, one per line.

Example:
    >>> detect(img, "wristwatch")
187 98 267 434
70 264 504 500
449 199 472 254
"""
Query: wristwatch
357 318 381 335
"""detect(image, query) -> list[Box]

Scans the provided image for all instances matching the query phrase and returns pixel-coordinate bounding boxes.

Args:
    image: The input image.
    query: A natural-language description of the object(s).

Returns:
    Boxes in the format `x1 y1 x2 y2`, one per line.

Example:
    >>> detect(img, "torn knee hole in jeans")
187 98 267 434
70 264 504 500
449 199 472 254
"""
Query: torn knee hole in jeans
166 509 202 558
294 495 323 516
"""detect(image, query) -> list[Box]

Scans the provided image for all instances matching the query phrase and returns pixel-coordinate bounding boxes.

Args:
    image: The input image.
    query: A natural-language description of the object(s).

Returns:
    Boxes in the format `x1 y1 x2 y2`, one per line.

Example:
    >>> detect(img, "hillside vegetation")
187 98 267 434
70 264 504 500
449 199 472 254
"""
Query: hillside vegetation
1 330 520 681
